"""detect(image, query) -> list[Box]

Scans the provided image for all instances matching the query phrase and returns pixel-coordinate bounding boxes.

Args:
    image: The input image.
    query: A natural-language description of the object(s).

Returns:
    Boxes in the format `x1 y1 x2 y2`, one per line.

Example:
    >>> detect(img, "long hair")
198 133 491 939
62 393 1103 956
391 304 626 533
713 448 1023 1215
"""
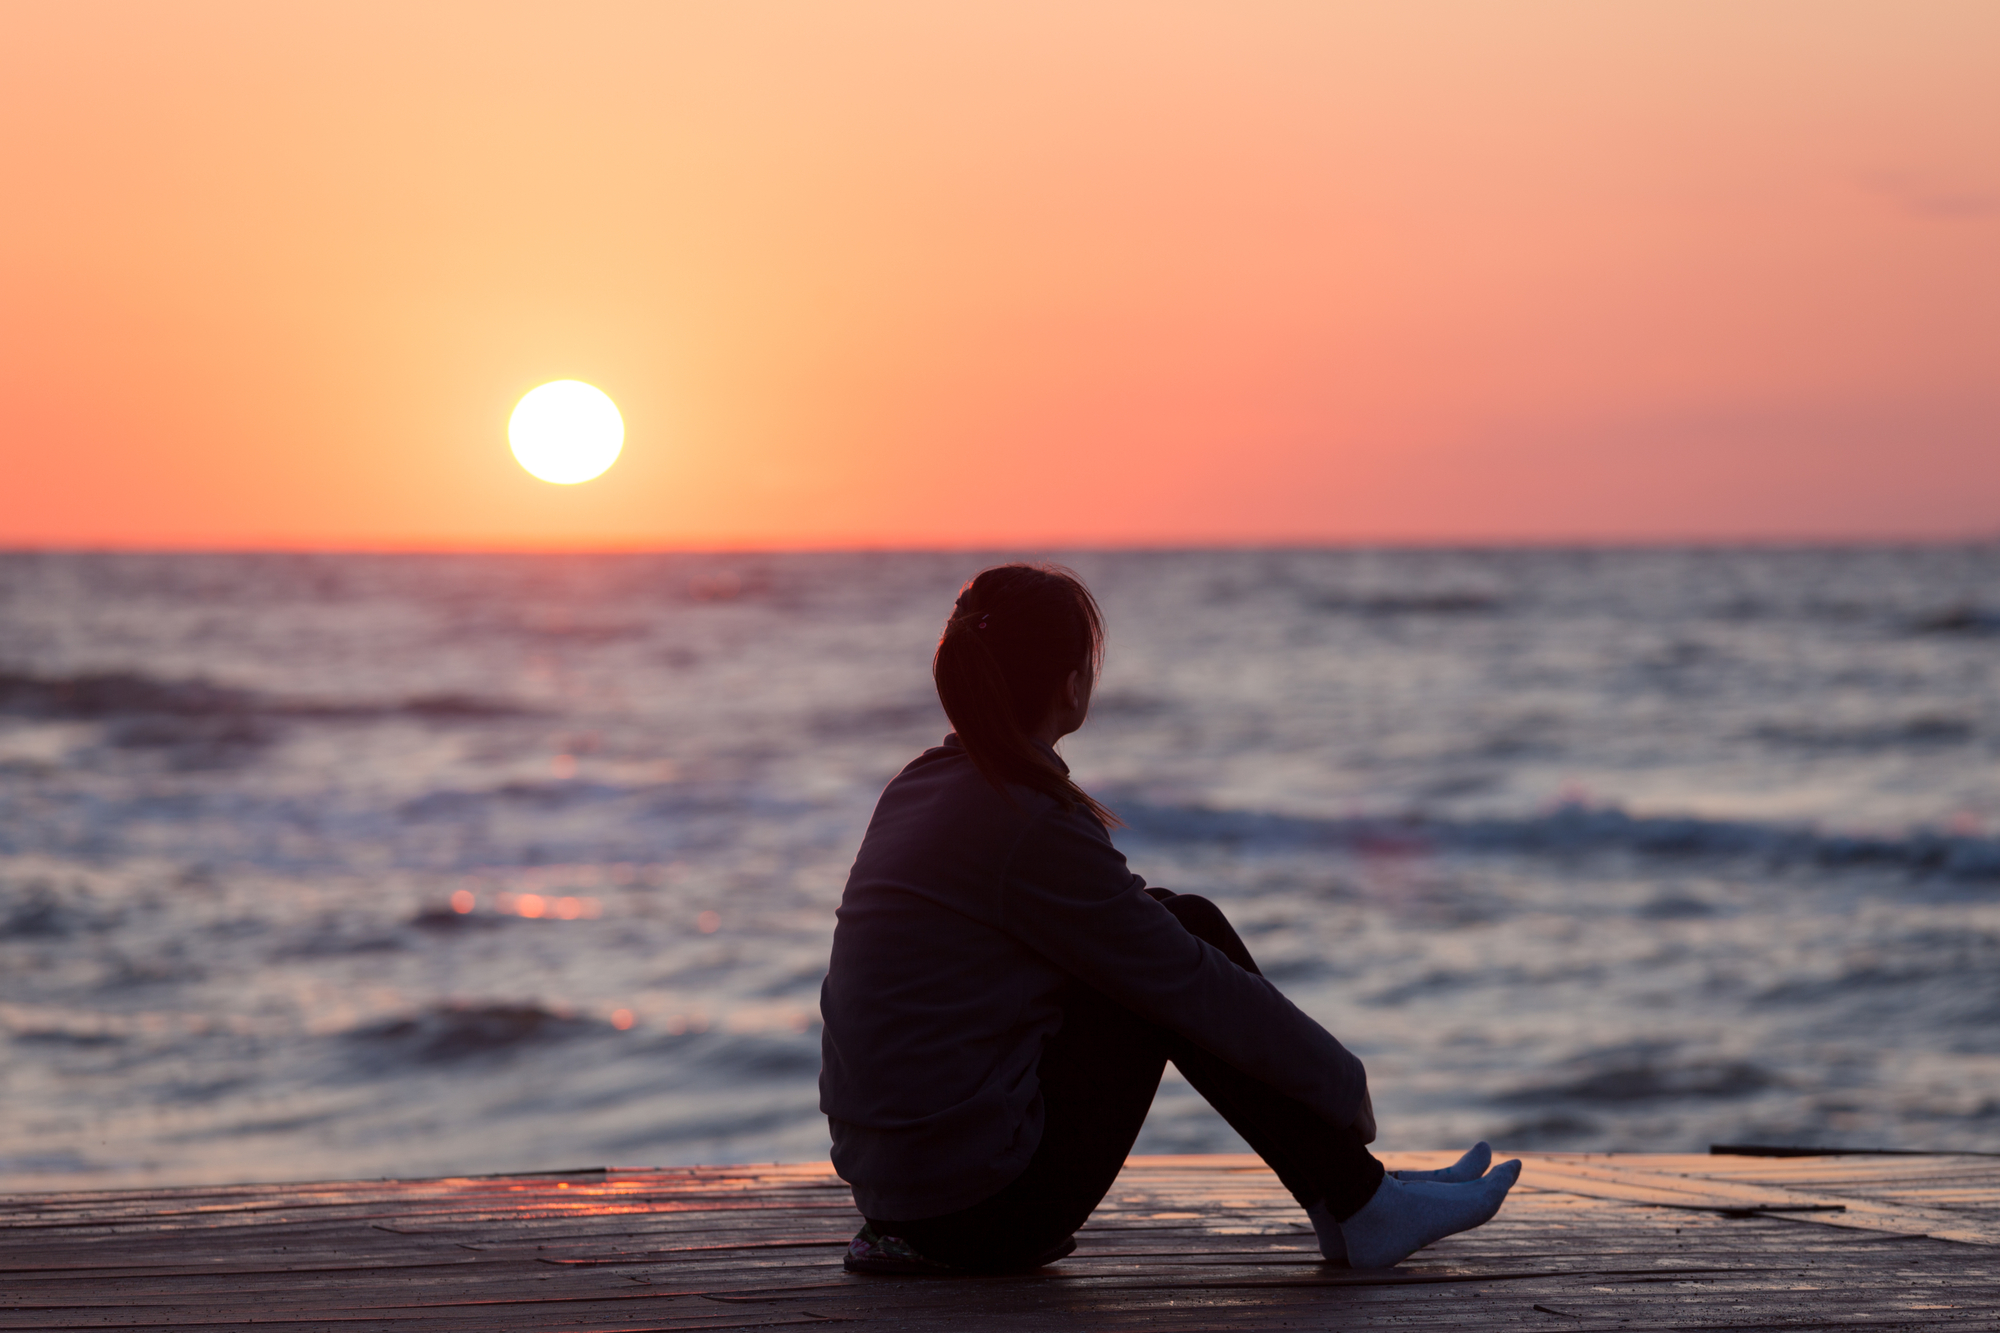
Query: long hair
932 563 1118 827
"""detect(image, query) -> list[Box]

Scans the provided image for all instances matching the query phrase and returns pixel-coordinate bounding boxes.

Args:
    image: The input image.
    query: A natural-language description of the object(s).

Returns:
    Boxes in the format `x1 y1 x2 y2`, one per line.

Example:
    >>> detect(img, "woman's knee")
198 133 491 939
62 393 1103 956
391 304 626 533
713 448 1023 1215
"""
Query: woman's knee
1161 891 1222 933
1160 894 1260 974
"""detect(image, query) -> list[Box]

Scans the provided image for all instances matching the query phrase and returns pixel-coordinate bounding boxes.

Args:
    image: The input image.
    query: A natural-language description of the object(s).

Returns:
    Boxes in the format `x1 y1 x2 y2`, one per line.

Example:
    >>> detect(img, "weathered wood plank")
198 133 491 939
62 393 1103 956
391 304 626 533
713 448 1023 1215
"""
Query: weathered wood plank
1513 1152 2000 1246
3 1155 1997 1331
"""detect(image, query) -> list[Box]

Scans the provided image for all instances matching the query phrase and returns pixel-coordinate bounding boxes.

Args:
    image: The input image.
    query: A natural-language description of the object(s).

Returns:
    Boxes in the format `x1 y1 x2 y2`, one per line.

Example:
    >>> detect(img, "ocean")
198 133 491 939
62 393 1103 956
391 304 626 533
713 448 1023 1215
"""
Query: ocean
2 547 1997 1192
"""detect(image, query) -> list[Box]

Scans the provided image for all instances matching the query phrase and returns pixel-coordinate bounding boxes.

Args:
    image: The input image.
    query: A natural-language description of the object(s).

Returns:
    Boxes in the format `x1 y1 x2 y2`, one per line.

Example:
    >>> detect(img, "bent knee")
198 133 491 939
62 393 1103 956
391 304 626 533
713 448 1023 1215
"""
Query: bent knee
1159 893 1259 973
1161 892 1228 937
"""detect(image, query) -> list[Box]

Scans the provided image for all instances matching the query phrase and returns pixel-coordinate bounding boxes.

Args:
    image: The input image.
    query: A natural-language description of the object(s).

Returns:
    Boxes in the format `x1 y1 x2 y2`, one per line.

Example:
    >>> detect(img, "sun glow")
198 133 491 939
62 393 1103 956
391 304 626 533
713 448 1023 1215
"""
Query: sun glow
508 381 624 484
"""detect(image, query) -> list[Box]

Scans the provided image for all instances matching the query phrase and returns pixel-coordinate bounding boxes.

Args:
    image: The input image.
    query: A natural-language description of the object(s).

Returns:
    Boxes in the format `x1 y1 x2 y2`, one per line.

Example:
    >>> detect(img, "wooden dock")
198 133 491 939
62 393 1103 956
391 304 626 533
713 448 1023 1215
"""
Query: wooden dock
4 1152 1997 1330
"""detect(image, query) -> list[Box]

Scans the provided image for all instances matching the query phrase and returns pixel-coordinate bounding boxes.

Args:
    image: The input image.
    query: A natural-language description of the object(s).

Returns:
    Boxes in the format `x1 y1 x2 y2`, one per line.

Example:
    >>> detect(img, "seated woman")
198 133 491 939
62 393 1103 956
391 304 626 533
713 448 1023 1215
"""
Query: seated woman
819 563 1518 1275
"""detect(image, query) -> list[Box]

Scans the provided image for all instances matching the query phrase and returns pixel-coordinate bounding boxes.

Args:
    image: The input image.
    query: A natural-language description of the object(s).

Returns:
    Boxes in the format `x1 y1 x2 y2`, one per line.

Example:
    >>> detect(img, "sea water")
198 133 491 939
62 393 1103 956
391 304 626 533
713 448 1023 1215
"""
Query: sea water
2 547 1997 1191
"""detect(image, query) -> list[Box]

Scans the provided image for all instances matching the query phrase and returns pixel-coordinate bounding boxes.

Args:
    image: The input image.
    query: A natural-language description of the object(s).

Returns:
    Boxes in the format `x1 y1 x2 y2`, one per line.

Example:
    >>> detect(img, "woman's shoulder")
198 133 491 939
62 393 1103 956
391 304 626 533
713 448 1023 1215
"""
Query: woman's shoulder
886 737 1061 813
848 740 1061 888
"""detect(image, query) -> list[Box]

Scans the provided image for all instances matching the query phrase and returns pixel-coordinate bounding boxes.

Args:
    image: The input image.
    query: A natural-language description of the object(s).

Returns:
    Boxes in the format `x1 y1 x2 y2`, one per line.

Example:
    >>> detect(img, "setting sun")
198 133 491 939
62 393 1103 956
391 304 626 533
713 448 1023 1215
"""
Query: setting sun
507 381 624 485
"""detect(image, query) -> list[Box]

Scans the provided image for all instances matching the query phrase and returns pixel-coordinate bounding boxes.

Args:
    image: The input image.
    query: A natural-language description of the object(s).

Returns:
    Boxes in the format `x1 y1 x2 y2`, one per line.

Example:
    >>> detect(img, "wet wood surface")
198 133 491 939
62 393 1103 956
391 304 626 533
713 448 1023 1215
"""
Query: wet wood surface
4 1151 1997 1330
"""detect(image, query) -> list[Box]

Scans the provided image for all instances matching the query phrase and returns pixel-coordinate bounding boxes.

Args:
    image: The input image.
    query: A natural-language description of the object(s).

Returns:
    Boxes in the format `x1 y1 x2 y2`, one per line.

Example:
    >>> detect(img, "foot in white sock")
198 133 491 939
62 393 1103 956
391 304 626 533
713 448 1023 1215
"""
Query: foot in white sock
1391 1141 1491 1183
1339 1159 1521 1268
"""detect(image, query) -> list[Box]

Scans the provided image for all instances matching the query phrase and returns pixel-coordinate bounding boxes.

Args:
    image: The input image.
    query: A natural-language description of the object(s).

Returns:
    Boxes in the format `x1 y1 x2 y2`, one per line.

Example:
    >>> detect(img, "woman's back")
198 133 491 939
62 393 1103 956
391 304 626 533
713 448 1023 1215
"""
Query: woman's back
819 734 1133 1219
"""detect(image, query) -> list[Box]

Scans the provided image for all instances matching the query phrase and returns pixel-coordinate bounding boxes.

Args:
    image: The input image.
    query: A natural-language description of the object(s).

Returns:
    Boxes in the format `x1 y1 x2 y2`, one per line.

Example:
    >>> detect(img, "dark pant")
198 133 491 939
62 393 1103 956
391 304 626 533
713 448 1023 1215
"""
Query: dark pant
867 890 1382 1272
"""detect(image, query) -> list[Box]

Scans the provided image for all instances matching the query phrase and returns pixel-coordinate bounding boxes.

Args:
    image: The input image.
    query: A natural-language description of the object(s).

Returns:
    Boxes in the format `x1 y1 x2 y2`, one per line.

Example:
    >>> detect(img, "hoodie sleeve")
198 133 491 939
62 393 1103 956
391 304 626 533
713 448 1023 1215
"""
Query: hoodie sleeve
996 805 1369 1130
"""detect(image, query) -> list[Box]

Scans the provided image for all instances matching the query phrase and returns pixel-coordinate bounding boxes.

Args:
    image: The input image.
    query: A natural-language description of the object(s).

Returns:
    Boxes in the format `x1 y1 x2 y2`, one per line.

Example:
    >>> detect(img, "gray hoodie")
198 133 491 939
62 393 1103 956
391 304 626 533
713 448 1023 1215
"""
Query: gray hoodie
818 736 1370 1221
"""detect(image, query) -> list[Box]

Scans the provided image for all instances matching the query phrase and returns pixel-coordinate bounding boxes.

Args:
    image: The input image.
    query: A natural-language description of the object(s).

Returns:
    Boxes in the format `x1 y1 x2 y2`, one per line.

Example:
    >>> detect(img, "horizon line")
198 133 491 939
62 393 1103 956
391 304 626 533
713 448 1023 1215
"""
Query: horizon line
2 533 1997 558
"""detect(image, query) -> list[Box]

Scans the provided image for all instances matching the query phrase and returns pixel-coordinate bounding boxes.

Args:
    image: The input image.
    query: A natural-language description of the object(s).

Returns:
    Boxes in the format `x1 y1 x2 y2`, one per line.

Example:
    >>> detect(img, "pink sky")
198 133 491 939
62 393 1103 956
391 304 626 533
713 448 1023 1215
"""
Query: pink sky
3 1 1996 548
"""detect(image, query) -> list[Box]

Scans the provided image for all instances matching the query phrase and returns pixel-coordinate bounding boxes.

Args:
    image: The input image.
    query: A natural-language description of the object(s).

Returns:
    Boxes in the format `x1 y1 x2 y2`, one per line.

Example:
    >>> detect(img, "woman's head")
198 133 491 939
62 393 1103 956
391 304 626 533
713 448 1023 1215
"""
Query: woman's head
933 563 1116 825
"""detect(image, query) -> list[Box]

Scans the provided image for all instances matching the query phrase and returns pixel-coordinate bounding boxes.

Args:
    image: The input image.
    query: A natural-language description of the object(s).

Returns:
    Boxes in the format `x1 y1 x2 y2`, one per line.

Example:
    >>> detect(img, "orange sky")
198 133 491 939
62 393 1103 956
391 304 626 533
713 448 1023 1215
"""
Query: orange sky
3 1 1996 549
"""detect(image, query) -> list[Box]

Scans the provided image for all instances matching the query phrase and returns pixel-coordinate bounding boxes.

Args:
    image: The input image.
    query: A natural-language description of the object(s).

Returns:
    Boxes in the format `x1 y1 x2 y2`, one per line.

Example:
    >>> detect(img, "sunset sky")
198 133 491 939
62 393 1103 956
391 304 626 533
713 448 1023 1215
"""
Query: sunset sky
4 2 1996 549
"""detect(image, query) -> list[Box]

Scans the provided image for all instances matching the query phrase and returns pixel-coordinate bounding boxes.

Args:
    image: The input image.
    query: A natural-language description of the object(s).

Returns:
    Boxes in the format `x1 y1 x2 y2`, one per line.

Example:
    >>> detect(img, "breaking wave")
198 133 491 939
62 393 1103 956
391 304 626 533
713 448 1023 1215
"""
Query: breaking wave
1110 796 2000 880
0 667 532 722
347 1003 609 1063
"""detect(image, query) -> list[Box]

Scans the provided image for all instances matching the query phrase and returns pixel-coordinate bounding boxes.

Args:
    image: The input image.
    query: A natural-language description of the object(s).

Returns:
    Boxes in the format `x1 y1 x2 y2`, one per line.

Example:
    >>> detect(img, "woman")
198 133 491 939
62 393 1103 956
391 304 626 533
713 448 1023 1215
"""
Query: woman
819 563 1518 1274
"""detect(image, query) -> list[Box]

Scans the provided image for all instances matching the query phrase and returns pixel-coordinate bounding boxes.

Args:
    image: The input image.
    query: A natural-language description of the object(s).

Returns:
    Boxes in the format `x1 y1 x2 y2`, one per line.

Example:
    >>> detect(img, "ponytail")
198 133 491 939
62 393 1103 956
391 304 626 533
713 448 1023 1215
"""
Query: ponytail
932 564 1119 827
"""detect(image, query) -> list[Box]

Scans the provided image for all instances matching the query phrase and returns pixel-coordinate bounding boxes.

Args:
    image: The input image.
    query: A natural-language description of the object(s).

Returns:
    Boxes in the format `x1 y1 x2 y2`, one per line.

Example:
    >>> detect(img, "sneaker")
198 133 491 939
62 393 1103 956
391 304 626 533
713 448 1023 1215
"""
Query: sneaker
842 1223 1078 1276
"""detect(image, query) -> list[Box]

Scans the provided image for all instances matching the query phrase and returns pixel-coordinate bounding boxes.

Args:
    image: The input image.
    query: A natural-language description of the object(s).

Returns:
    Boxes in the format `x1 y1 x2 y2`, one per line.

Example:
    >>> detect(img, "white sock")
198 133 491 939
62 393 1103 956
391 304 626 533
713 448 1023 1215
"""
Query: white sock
1391 1141 1491 1183
1306 1147 1509 1265
1338 1159 1521 1268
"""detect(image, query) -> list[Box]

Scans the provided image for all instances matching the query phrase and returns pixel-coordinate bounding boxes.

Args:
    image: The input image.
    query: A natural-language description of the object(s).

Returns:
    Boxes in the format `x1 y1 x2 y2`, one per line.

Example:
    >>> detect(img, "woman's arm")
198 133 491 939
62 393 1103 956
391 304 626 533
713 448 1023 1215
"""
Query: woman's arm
999 807 1370 1132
